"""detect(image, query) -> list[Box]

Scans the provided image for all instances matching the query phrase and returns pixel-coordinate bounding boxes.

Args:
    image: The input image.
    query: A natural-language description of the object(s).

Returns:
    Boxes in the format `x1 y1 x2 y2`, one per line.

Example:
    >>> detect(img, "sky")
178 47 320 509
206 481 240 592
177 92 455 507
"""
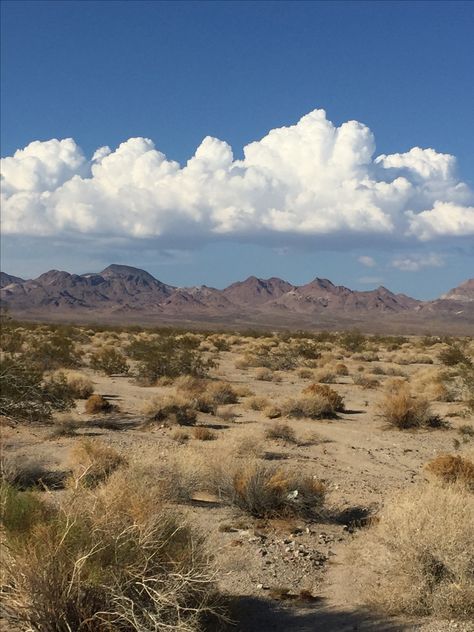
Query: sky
1 0 473 299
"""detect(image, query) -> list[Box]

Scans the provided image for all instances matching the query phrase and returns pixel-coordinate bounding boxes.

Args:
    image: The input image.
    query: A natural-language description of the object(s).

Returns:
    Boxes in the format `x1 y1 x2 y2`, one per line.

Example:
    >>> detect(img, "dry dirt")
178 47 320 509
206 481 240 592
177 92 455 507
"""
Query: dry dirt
2 342 473 632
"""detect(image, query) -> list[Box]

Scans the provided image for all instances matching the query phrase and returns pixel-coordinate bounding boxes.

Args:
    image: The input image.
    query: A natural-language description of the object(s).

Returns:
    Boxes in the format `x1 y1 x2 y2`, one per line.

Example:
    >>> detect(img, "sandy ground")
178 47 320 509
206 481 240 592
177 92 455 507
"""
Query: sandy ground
2 346 473 632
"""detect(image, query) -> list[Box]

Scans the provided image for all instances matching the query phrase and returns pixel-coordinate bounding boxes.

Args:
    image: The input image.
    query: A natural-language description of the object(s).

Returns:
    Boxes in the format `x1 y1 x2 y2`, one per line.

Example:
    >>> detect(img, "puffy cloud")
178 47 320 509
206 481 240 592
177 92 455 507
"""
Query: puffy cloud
358 255 377 267
1 109 473 246
391 253 445 272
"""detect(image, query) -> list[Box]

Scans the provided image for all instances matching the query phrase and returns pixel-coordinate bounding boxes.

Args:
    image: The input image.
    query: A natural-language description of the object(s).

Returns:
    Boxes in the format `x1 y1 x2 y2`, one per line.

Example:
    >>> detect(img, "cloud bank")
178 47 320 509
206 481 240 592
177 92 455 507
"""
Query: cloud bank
2 109 473 246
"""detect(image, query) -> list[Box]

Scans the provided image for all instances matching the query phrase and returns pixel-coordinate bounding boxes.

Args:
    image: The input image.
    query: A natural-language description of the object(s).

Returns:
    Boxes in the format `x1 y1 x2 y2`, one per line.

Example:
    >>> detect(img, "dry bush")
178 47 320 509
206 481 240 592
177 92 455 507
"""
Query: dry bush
411 368 456 402
333 362 349 376
297 368 313 380
205 381 239 406
233 385 254 397
90 347 129 375
425 454 474 490
225 461 325 518
353 374 380 389
0 471 221 631
143 395 197 426
193 427 216 441
246 396 270 411
235 436 265 458
265 405 283 419
69 439 126 487
255 367 274 381
265 422 297 444
350 482 474 619
458 424 474 437
313 369 336 384
279 383 345 419
378 383 444 429
171 429 190 443
352 351 380 362
84 393 113 414
48 370 94 398
394 353 434 365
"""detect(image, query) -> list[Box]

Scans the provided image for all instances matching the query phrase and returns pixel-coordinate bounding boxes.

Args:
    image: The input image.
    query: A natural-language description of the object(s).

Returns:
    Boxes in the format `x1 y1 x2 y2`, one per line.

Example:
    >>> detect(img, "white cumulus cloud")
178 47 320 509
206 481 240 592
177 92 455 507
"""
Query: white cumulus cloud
391 253 445 272
1 109 473 246
358 255 377 267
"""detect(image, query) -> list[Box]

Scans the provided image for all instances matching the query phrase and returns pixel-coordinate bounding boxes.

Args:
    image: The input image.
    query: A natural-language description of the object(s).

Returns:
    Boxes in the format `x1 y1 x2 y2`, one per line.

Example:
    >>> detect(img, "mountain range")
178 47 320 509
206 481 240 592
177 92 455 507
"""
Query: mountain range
1 265 473 334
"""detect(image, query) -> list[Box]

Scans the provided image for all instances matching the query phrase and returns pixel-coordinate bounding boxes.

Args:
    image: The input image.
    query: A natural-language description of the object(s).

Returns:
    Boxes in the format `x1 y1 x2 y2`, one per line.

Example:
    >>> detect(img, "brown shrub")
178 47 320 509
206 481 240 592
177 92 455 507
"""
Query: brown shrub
193 427 216 441
1 470 220 631
84 394 112 414
49 370 94 399
378 384 443 429
205 381 239 405
246 396 270 411
425 454 474 490
255 367 274 381
353 374 380 389
69 439 126 487
313 369 336 384
143 395 197 426
265 423 297 444
350 483 474 619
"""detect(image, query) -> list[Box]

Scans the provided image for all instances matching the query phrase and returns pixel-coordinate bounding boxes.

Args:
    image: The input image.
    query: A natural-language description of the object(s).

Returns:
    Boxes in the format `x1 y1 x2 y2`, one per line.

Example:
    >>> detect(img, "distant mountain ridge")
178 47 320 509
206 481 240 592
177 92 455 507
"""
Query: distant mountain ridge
1 264 473 333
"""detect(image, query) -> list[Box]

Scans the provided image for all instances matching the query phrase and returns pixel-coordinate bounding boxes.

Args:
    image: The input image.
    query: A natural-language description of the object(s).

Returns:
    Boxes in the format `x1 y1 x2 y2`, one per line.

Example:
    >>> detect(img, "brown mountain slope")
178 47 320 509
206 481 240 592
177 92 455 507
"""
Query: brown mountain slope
1 265 472 332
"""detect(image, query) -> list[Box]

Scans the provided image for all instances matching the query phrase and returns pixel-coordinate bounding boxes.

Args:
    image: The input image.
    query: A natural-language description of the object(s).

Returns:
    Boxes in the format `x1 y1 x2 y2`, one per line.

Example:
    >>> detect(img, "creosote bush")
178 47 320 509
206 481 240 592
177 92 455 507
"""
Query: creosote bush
0 471 221 631
0 355 75 421
90 347 129 375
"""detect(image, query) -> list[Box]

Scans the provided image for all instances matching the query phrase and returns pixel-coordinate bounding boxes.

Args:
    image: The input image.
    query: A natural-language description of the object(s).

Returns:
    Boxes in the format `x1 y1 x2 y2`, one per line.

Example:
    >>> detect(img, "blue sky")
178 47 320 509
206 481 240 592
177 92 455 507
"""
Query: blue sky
1 0 473 298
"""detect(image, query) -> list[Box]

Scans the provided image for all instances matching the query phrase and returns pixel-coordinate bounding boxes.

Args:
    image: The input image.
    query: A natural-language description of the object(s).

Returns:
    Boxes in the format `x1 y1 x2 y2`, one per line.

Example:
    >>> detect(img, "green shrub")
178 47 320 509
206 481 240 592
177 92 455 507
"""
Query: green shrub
90 348 129 375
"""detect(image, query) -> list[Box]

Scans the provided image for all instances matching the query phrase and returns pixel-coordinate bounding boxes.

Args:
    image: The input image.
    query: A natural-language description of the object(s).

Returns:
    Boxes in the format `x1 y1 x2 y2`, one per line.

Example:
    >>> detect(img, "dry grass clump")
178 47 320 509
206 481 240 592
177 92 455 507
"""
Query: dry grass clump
265 422 297 444
297 368 314 380
246 396 270 411
227 461 325 518
205 381 239 405
84 393 113 414
278 383 345 419
0 471 221 631
333 362 349 376
69 439 126 487
255 367 274 381
313 369 336 384
411 368 456 402
171 428 190 443
350 483 474 619
425 454 474 490
48 369 94 398
143 394 198 426
378 383 444 430
193 427 216 441
353 374 380 389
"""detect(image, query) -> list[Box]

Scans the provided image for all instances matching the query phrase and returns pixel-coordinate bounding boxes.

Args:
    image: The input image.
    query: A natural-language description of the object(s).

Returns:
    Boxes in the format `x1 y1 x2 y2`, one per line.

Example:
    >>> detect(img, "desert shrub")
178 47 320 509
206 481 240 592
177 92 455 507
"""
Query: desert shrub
143 395 197 426
378 384 444 430
458 424 474 437
425 454 474 490
225 461 325 518
352 352 380 362
90 347 129 375
313 369 336 384
129 336 212 385
297 368 314 380
69 439 126 487
246 396 270 411
84 393 113 414
265 405 283 419
171 429 190 443
350 483 474 618
439 345 472 367
265 422 297 444
205 381 238 405
300 383 344 413
334 362 349 376
340 330 366 353
48 417 83 439
0 482 52 535
353 374 380 389
0 355 75 421
193 427 216 441
28 330 80 370
0 473 220 631
47 369 94 399
255 367 274 381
